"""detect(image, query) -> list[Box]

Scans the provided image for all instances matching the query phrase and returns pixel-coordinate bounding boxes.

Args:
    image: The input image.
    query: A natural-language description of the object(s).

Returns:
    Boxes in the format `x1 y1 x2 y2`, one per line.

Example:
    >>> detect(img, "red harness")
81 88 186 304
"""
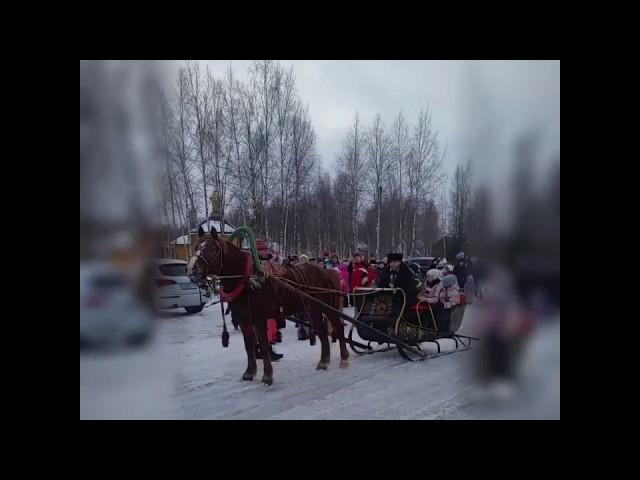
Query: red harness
219 252 253 303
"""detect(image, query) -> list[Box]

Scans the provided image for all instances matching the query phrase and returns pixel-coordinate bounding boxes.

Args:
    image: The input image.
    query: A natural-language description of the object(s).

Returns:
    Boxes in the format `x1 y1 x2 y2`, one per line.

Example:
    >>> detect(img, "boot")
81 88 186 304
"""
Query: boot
269 345 283 361
255 344 283 361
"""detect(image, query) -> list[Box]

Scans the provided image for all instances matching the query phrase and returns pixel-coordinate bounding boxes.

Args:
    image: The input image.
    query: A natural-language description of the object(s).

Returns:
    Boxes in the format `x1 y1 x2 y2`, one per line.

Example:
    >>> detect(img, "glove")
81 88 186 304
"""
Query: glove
248 277 261 291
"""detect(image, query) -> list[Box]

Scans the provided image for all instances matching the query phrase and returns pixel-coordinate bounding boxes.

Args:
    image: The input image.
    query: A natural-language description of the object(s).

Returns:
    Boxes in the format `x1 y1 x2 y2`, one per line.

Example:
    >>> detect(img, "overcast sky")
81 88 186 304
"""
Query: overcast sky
161 60 559 219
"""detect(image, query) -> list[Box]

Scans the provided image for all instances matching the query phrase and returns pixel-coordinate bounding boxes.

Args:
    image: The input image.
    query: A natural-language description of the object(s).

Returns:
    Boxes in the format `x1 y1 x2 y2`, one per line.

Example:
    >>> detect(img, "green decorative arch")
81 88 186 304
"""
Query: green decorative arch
229 226 264 280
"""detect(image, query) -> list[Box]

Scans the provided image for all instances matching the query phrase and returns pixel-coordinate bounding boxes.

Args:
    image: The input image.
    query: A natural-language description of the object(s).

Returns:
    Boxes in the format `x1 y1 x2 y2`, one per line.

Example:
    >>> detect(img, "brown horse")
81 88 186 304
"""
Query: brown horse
187 228 349 385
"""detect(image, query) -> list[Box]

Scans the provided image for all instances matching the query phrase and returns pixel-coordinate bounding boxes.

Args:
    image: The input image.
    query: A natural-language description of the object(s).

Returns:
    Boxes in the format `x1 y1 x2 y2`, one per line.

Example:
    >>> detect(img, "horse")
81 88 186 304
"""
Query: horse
187 228 349 385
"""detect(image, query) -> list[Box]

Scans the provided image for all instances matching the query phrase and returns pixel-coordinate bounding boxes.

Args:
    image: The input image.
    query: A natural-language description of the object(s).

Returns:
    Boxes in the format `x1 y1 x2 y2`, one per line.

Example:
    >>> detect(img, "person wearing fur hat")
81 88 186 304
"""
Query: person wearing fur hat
419 268 444 303
299 254 309 264
377 253 418 305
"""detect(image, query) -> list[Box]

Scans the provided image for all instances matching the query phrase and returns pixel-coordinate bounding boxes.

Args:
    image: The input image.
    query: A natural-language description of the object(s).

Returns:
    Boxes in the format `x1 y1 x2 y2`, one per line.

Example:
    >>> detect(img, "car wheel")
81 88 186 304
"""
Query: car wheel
185 305 204 314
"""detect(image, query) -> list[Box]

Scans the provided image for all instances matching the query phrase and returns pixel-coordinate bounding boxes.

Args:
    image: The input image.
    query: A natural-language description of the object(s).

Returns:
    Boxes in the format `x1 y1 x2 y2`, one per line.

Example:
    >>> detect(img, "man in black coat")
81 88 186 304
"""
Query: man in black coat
377 253 418 305
453 252 469 289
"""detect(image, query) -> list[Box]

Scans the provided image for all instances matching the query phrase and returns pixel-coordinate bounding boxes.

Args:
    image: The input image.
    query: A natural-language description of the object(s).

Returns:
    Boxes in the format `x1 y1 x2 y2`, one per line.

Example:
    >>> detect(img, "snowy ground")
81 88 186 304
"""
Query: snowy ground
80 302 560 420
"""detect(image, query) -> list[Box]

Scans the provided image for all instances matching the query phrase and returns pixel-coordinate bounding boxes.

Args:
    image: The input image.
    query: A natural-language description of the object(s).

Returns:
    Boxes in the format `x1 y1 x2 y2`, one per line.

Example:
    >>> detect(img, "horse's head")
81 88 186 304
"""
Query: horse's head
187 227 224 285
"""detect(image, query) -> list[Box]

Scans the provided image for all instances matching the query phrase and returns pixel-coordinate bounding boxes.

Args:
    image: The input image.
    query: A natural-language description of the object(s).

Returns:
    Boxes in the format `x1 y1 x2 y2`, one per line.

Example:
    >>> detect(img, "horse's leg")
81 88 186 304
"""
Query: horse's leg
255 315 274 385
241 321 257 381
329 310 349 368
312 307 331 370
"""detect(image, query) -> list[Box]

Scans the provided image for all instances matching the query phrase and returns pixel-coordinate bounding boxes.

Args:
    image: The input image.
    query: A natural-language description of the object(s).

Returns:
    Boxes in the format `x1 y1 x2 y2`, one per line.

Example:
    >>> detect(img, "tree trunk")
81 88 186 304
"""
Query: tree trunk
399 205 406 254
351 196 358 254
202 165 208 222
280 205 287 255
294 184 300 254
411 205 418 255
391 213 395 256
376 185 381 259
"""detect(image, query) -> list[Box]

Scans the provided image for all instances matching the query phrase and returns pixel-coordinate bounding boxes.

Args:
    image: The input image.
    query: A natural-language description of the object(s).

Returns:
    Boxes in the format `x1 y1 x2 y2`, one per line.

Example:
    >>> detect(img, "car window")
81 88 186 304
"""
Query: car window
91 274 127 288
408 259 432 267
159 264 188 276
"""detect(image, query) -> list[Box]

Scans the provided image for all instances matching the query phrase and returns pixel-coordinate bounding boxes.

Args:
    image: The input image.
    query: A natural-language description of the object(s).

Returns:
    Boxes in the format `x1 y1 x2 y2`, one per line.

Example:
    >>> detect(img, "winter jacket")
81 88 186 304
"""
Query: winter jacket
440 275 461 309
453 259 469 288
338 264 350 293
351 263 370 290
419 280 443 304
378 263 418 305
367 265 378 287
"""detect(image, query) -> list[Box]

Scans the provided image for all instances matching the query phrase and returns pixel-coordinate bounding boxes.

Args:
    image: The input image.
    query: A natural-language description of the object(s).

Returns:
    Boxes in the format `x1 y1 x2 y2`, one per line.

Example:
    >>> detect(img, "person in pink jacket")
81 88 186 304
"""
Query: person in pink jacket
440 274 461 309
419 269 444 303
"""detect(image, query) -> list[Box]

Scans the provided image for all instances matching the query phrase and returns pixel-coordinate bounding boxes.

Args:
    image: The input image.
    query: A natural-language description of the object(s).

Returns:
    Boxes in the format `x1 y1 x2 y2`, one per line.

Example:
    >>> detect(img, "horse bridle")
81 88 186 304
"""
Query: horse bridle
194 238 224 277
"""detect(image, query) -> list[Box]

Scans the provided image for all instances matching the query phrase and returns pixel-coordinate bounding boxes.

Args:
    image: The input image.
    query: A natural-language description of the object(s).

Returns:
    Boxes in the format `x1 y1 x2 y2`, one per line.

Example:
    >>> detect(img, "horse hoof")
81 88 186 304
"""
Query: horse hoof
262 375 273 385
339 360 349 369
242 372 255 381
316 361 329 370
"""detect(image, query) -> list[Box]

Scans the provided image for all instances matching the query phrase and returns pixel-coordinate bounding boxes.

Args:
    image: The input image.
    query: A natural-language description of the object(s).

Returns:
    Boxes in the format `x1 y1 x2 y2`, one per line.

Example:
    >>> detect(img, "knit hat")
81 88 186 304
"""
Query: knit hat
443 274 458 288
426 269 443 281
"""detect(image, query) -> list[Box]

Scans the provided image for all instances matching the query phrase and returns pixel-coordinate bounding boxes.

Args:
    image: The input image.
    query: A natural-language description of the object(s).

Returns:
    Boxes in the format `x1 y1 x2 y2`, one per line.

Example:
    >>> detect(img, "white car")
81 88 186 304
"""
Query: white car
80 262 155 350
150 259 207 314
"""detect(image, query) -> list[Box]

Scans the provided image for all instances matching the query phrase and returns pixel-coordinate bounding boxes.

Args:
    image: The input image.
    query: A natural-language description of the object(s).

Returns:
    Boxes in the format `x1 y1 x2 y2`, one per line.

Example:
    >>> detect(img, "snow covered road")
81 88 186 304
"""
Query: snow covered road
80 304 560 420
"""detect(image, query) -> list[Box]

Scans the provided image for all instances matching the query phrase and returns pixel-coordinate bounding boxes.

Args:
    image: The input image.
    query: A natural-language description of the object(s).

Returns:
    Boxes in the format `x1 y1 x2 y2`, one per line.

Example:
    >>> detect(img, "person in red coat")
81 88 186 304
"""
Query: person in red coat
366 261 378 287
351 255 372 291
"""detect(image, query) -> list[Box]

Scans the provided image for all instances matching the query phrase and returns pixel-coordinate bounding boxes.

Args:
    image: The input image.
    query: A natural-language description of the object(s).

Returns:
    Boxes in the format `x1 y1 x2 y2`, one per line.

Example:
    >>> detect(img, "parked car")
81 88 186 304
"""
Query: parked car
405 257 435 277
80 262 155 350
149 259 207 314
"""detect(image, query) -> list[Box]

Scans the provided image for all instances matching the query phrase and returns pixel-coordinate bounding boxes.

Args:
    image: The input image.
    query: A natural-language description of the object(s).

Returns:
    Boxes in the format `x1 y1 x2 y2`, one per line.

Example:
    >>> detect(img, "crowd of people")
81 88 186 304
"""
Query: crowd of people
273 249 479 315
245 243 480 362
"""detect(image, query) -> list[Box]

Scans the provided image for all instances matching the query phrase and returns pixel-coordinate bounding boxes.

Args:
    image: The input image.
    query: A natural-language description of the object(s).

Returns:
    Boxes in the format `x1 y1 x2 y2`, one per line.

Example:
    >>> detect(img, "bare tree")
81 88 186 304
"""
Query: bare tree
390 111 410 253
184 61 212 225
422 199 440 255
159 96 180 257
167 68 198 230
333 172 350 258
449 158 473 251
366 113 391 259
466 184 491 255
238 82 263 234
337 111 367 254
273 65 296 253
406 108 444 254
290 103 316 253
223 63 249 227
207 75 231 230
250 60 277 239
